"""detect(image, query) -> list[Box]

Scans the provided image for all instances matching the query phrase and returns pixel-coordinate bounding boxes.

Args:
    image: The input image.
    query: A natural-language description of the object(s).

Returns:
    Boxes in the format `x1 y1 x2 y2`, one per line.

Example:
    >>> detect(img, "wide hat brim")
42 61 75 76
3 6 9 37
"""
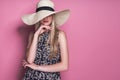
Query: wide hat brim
21 9 70 27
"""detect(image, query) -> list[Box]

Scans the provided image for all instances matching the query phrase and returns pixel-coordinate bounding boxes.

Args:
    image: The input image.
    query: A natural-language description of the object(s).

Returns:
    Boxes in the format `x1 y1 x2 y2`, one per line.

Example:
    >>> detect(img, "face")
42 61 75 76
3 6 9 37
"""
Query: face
40 15 53 26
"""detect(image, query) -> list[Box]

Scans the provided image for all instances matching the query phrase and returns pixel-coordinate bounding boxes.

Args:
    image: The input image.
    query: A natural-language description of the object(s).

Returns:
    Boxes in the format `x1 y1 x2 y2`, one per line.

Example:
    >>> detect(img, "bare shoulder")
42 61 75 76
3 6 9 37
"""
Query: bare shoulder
58 30 66 37
58 30 67 42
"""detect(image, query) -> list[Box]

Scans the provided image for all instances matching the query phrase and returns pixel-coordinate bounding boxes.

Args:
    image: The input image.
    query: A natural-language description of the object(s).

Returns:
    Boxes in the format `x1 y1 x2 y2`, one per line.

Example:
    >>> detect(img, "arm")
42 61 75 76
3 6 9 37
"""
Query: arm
26 31 69 72
26 32 33 59
26 32 39 64
24 25 51 64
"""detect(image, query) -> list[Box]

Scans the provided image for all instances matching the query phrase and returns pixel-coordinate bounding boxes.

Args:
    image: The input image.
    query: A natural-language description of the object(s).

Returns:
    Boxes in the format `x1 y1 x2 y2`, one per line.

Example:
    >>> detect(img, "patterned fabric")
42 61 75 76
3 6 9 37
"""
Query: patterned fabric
23 31 61 80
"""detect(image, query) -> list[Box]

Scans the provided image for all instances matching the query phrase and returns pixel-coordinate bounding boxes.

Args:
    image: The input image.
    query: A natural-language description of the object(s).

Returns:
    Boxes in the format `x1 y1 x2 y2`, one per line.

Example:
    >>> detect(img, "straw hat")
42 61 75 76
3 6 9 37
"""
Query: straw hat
21 0 70 27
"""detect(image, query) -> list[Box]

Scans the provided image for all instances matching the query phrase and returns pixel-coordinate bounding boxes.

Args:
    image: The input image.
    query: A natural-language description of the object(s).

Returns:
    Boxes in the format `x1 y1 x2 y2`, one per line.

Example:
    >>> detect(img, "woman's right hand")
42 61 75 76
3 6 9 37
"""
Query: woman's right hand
34 25 51 36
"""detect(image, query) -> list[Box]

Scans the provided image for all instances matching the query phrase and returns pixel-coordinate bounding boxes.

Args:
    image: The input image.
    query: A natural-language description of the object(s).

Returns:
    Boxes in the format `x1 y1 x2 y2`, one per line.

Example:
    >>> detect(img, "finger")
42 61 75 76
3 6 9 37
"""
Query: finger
41 25 51 30
23 62 27 66
44 27 51 32
24 63 29 68
22 62 26 67
22 60 27 64
23 65 26 68
25 65 31 68
42 27 47 30
46 26 51 30
22 60 26 64
22 61 28 67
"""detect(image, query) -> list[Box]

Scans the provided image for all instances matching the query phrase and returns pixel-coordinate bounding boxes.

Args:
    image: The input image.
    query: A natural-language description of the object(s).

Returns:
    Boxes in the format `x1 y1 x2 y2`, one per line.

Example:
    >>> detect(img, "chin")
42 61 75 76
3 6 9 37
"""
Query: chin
44 23 51 26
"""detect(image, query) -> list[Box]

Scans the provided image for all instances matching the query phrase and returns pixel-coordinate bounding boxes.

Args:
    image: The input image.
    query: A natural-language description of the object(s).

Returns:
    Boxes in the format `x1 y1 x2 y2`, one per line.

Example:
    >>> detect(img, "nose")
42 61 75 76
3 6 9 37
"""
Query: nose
43 16 49 20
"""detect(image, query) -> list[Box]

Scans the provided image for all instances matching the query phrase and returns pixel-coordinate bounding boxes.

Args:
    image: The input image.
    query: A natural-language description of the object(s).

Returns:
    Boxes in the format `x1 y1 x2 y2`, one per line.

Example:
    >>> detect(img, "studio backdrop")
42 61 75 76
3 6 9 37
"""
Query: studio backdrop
0 0 120 80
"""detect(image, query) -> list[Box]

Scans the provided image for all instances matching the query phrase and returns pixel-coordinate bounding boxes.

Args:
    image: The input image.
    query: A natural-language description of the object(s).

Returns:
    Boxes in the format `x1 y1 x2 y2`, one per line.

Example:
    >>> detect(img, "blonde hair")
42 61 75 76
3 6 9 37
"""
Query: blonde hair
35 15 60 59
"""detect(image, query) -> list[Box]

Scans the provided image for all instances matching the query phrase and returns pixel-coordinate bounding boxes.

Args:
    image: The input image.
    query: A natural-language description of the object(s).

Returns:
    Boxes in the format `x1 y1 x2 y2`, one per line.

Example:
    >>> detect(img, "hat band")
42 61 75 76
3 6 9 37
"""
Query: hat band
36 6 55 12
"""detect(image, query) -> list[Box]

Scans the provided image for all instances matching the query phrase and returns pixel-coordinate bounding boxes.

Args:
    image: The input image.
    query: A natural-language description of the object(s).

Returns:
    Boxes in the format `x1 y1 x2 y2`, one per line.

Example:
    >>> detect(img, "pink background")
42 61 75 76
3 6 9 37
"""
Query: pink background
0 0 120 80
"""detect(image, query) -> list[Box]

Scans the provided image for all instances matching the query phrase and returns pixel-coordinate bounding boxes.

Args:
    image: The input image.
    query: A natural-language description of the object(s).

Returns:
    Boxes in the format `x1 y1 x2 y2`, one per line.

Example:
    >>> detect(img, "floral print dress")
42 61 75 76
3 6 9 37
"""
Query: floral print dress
23 31 61 80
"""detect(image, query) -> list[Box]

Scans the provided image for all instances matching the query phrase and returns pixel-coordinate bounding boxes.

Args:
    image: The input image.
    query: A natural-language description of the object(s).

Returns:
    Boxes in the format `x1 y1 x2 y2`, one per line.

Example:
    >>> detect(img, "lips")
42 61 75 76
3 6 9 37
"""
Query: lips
43 21 48 23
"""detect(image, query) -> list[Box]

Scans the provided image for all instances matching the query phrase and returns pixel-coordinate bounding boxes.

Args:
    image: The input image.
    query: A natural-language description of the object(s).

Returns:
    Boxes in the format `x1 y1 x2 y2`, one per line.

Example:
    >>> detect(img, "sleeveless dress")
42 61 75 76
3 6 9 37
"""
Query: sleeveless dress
23 31 61 80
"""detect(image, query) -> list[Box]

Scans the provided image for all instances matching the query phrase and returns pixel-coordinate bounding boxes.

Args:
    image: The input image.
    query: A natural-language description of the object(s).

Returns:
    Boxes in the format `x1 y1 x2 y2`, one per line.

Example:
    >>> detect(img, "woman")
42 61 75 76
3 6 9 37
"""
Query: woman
21 0 70 80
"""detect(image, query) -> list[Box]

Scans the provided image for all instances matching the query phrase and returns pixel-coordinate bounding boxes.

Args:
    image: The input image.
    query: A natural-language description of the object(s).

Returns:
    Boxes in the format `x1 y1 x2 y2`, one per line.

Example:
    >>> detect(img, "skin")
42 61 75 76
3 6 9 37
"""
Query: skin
22 15 69 72
40 15 53 26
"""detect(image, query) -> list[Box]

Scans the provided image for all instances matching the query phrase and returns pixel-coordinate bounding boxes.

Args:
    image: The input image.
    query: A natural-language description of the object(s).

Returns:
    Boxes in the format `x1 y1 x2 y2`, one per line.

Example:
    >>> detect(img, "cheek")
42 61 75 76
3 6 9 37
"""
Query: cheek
49 20 52 23
49 17 53 23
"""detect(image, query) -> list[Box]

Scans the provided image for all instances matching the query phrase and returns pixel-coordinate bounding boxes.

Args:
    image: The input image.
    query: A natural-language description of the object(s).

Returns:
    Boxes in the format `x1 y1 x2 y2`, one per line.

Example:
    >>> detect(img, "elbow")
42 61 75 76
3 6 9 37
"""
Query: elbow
27 58 34 64
26 52 33 64
64 65 68 71
62 64 68 71
26 54 34 64
61 61 69 71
